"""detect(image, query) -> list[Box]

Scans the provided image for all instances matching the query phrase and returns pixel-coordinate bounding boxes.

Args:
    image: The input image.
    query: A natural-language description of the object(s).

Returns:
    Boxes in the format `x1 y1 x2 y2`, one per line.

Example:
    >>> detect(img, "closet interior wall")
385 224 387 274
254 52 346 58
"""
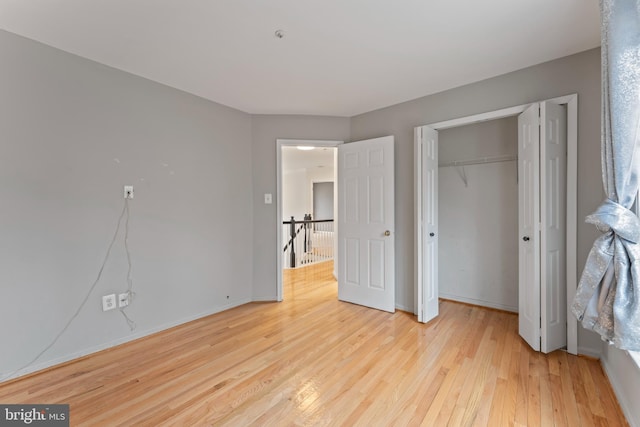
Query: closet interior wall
438 117 519 312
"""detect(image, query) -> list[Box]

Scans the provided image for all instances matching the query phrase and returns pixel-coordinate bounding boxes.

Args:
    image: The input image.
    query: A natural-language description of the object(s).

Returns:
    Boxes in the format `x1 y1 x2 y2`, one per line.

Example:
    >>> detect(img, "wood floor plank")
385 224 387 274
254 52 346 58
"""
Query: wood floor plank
514 345 530 425
578 356 605 418
500 343 521 425
472 367 498 427
549 362 568 427
456 326 496 426
0 261 629 426
432 358 472 426
526 351 542 427
558 351 582 427
487 377 508 426
538 351 555 426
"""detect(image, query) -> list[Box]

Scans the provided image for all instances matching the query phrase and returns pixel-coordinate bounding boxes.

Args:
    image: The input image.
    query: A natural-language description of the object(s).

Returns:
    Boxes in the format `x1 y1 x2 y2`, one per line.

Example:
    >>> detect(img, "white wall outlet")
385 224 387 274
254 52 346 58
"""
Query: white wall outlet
124 185 134 199
264 193 272 204
102 294 116 311
118 292 130 308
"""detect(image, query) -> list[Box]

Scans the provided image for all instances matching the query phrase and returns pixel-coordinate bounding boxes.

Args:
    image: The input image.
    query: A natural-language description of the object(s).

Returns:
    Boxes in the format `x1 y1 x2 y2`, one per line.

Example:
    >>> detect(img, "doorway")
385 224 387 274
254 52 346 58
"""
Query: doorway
277 136 397 313
276 139 342 302
437 116 519 312
415 94 578 355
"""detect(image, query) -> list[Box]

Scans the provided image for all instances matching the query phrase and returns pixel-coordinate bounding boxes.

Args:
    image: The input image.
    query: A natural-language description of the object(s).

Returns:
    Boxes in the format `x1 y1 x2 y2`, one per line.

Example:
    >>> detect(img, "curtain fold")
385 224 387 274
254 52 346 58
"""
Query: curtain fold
571 0 640 351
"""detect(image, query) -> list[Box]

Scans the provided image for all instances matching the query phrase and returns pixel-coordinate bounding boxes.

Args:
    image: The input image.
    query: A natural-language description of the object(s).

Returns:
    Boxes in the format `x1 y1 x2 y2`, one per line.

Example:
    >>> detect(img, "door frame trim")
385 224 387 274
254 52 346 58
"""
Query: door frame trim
414 94 578 355
276 139 343 301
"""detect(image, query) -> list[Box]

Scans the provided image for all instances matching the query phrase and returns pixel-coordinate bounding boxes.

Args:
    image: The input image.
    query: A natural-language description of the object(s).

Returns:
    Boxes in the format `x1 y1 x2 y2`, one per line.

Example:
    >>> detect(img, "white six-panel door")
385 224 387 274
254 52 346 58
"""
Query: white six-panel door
338 136 395 312
518 103 542 351
540 101 567 353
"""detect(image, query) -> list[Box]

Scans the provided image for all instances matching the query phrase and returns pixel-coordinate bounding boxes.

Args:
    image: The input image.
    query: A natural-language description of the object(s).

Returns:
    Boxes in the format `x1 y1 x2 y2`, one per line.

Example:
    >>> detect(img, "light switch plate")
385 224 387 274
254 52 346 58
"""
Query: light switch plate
264 193 272 204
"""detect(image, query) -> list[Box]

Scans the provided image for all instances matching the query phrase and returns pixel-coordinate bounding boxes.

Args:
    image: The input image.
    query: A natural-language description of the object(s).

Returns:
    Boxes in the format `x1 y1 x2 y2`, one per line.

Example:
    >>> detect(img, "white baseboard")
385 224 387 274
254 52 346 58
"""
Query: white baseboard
1 297 252 383
577 345 602 359
252 295 278 302
601 347 640 427
439 293 518 313
395 304 414 313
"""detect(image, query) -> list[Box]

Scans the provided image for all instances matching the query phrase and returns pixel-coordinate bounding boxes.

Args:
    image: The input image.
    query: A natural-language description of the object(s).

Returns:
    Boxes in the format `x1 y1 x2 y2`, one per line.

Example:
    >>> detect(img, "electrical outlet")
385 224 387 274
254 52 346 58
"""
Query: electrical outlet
124 185 134 199
102 294 116 311
118 292 130 308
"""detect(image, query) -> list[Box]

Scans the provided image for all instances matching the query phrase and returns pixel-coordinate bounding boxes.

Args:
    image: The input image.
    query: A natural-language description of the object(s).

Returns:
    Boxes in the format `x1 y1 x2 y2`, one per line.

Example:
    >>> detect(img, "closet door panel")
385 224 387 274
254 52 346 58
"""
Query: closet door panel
540 101 567 353
518 103 541 352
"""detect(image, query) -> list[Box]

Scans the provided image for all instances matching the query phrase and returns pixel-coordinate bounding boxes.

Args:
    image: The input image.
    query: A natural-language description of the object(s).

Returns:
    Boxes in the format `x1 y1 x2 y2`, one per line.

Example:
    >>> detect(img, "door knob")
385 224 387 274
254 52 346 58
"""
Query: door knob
384 230 391 236
523 236 530 241
429 232 435 237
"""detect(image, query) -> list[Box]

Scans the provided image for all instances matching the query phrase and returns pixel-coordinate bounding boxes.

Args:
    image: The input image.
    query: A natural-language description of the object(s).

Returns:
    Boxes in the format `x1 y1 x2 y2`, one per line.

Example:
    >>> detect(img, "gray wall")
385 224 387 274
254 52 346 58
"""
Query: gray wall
0 30 254 378
251 115 350 300
313 182 334 220
439 117 518 162
0 27 612 377
438 118 519 311
351 48 603 355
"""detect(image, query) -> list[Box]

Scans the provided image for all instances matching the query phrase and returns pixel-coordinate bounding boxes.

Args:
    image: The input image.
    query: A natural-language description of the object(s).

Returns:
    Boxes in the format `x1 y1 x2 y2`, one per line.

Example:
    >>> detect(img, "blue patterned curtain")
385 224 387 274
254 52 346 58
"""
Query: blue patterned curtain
571 0 640 351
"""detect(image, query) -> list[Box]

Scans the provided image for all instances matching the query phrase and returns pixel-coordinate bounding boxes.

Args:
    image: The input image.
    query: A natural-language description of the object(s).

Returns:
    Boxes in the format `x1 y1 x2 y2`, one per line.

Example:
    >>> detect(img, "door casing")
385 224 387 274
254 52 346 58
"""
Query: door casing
414 94 578 355
276 139 343 301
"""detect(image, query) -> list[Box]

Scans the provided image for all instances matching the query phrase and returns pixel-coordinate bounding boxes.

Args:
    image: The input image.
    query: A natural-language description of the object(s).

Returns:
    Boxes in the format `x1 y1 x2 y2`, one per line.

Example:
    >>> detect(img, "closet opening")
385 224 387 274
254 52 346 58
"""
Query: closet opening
415 94 578 355
438 117 519 312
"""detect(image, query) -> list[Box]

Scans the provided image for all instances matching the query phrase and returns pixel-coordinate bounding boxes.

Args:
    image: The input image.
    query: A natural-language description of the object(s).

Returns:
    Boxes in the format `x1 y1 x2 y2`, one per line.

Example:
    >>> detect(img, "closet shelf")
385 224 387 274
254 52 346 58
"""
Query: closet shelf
438 154 517 168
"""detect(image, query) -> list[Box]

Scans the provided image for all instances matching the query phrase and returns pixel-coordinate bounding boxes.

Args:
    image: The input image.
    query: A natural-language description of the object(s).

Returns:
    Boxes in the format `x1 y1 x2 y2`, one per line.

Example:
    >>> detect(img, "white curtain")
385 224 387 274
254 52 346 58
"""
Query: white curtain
571 0 640 351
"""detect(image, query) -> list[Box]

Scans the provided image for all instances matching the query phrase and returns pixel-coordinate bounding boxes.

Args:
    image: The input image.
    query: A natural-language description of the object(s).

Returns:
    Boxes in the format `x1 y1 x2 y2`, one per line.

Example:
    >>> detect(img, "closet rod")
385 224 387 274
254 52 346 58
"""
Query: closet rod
438 154 517 168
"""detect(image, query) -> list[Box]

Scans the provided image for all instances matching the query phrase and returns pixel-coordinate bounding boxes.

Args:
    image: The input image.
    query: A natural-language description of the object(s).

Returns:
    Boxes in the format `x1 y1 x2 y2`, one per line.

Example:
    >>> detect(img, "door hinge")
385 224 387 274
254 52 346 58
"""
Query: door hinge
538 106 542 126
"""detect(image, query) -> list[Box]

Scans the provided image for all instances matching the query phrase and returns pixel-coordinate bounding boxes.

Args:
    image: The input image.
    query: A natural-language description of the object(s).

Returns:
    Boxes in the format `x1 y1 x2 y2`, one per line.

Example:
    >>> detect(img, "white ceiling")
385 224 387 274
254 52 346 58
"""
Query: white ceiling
0 1 600 117
282 146 335 173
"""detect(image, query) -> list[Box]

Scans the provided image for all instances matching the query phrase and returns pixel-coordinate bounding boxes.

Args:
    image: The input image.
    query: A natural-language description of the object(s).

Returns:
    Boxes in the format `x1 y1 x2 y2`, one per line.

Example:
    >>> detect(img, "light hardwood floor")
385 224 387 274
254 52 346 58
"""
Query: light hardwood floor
0 261 628 426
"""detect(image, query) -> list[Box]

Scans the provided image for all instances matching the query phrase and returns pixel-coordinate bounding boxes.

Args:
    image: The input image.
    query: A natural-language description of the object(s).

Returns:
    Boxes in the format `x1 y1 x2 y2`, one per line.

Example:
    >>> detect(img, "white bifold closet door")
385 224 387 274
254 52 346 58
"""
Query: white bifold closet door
518 101 567 353
417 100 567 354
416 126 438 323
